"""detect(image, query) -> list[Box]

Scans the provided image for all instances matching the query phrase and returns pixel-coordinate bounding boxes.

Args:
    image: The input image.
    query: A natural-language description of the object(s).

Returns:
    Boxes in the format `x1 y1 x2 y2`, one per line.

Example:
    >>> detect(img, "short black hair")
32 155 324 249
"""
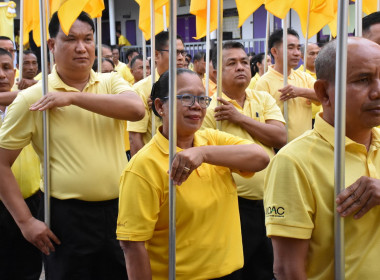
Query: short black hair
151 68 198 117
185 53 192 61
193 51 206 62
92 57 115 72
111 45 119 51
155 31 184 51
130 54 143 68
49 11 95 38
0 48 13 59
363 12 380 35
0 36 12 43
23 50 37 57
126 48 139 59
269 28 300 51
250 52 265 77
211 41 246 69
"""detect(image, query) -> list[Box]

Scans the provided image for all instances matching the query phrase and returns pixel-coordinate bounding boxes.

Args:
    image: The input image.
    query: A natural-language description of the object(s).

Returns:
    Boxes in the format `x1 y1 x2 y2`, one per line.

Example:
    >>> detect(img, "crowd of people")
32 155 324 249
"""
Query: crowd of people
1 9 380 280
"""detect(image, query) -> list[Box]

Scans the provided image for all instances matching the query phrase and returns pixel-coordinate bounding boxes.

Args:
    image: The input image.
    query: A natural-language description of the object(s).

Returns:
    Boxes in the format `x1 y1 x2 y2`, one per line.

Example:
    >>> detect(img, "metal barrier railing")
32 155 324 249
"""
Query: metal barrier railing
120 38 266 63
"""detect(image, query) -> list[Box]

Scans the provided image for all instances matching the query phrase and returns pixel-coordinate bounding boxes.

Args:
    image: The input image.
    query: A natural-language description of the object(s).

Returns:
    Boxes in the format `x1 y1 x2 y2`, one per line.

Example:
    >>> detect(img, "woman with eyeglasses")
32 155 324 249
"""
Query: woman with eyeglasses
117 68 269 280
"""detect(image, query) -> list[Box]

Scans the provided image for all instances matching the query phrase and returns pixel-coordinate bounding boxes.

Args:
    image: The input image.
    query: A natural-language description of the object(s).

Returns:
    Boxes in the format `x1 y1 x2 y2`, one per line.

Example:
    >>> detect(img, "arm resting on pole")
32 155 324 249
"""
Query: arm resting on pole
29 91 145 121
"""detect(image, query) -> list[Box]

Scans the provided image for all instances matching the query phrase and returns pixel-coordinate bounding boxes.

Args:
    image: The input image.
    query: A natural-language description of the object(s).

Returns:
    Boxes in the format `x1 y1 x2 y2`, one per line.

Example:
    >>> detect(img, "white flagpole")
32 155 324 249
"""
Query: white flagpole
334 0 348 278
168 0 177 278
150 0 156 138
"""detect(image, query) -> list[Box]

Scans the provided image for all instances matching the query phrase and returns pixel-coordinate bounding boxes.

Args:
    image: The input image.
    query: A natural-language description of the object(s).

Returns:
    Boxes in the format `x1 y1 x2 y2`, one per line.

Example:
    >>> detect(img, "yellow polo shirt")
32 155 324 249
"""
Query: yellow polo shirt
202 78 217 97
117 128 254 280
127 70 162 145
118 35 131 46
297 65 321 119
247 73 260 90
117 62 134 85
255 65 315 142
1 113 40 199
202 89 285 200
0 68 132 201
264 113 380 280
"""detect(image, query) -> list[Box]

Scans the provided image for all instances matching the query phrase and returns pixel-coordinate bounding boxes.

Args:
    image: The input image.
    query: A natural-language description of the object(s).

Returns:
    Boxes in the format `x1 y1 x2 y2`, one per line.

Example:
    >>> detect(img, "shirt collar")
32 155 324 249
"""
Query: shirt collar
314 113 380 149
154 126 208 155
268 64 296 81
49 65 100 92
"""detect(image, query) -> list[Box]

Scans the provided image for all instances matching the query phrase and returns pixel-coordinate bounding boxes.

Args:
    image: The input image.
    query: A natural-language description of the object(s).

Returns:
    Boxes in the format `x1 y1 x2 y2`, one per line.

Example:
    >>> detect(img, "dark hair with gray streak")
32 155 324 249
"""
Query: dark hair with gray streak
315 40 336 83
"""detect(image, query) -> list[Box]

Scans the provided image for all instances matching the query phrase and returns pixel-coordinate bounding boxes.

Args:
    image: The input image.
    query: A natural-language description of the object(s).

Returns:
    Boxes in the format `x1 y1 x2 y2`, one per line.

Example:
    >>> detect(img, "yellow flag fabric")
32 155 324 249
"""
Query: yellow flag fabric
352 0 377 15
236 0 264 27
136 0 170 41
22 0 46 46
292 0 335 39
265 0 296 19
190 0 220 40
0 1 16 39
50 0 105 35
327 0 338 38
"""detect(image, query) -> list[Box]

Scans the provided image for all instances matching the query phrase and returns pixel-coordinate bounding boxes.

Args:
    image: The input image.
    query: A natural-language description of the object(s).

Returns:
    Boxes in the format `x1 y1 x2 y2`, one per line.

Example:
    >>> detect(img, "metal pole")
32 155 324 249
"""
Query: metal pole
151 0 156 137
108 0 116 46
205 0 211 97
142 35 147 78
334 0 348 278
216 0 223 131
163 5 167 31
355 0 362 37
19 0 24 80
378 0 380 11
282 14 289 137
45 0 54 73
97 17 102 73
168 0 177 278
264 11 270 73
303 0 311 73
39 0 51 229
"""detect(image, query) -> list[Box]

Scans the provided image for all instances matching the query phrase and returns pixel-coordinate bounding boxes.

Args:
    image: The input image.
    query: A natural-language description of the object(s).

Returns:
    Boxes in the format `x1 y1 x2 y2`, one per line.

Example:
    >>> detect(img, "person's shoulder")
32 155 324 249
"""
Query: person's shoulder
246 88 272 100
132 75 152 95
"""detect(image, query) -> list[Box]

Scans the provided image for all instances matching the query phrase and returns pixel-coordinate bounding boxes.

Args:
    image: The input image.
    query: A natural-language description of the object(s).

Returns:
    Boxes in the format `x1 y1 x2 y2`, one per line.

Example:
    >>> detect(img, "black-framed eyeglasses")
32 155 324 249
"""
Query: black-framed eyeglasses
157 49 187 57
162 94 211 108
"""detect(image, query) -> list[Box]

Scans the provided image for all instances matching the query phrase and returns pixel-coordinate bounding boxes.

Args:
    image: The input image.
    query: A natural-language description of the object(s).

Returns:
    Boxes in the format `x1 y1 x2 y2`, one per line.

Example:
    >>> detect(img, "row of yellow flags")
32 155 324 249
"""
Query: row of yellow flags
140 0 379 41
10 0 380 47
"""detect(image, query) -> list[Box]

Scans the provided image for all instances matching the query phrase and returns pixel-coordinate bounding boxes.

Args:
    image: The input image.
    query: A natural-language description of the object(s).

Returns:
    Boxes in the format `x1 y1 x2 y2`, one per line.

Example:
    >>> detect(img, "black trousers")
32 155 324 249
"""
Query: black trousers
0 191 42 280
39 196 127 280
234 197 274 280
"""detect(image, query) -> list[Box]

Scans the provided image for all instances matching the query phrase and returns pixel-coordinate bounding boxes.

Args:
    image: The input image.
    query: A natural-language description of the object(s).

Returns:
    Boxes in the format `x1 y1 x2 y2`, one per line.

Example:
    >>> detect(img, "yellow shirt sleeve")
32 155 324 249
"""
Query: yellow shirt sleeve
264 151 315 239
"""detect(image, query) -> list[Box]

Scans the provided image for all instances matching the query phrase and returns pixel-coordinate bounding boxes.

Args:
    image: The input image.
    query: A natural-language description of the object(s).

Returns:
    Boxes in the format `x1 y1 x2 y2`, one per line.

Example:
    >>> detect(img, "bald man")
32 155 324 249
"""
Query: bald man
264 37 380 279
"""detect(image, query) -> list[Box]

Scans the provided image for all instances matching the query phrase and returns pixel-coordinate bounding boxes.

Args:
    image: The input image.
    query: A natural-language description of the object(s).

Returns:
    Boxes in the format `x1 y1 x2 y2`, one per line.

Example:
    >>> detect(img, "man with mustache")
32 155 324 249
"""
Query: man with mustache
265 37 380 279
202 41 286 280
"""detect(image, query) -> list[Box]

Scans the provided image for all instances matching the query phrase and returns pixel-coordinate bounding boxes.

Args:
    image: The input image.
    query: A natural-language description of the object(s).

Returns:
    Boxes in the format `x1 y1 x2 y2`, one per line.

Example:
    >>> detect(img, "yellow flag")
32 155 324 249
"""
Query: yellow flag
264 0 296 19
136 0 170 41
190 0 220 40
236 0 264 27
0 1 16 39
327 0 338 38
51 0 105 35
352 0 377 15
22 0 46 46
292 0 335 39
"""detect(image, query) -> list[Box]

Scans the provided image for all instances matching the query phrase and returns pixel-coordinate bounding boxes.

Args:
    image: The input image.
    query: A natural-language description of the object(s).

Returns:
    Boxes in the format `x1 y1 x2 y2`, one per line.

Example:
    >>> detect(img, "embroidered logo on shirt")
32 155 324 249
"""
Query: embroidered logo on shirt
265 206 285 218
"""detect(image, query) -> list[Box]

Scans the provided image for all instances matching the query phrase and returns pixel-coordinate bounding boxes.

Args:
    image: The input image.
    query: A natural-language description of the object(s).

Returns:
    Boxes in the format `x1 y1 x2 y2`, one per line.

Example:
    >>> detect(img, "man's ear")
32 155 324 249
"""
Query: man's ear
314 79 331 106
270 47 277 59
48 38 55 53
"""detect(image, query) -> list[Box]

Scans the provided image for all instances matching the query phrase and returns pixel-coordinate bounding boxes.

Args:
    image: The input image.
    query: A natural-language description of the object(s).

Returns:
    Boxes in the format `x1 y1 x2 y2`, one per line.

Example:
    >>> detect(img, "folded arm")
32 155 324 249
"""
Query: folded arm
29 90 145 121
